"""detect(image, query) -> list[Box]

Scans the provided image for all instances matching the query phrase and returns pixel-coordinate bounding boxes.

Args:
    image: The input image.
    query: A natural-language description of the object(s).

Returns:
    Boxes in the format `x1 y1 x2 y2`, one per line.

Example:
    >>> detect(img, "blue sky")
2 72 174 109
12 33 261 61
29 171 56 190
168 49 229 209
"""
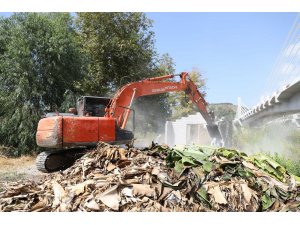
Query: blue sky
1 12 296 106
146 13 297 106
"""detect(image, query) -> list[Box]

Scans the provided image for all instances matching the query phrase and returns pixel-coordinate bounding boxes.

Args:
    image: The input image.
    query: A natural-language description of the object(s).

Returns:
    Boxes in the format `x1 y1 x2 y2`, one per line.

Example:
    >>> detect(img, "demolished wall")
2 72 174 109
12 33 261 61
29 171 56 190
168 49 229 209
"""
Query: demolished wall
165 113 211 146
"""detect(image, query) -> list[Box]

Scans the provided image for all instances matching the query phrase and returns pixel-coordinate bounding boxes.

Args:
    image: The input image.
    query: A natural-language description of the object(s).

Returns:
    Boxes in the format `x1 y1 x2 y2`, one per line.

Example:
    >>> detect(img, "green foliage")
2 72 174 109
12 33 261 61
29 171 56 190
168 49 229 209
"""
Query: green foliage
76 12 156 96
168 68 206 120
0 13 83 155
269 153 300 177
156 53 175 75
58 90 80 113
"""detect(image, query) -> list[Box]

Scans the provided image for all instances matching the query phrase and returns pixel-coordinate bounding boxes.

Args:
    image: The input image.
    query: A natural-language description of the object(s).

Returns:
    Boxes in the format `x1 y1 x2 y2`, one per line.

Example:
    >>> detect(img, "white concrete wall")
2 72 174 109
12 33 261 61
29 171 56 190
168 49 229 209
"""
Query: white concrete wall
165 112 211 146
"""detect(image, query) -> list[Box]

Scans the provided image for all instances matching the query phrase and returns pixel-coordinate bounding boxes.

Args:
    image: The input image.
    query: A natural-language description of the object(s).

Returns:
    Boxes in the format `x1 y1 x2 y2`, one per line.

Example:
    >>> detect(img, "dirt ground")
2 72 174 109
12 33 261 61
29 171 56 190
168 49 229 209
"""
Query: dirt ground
0 156 45 191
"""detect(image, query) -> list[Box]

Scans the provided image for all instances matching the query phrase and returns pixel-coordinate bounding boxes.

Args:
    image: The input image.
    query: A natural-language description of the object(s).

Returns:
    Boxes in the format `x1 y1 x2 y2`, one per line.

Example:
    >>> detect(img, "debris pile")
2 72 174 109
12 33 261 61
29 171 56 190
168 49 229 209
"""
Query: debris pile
0 142 300 212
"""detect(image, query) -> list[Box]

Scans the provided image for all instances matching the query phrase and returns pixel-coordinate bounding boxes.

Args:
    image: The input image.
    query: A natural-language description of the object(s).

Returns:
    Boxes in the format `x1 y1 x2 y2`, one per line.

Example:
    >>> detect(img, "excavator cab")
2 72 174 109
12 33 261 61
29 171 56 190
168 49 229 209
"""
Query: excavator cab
76 96 111 117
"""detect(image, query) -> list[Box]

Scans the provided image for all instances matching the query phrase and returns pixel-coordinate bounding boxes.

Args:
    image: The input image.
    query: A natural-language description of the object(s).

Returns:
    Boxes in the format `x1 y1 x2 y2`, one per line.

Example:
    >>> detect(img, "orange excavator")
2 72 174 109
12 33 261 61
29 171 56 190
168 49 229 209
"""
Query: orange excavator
36 72 222 172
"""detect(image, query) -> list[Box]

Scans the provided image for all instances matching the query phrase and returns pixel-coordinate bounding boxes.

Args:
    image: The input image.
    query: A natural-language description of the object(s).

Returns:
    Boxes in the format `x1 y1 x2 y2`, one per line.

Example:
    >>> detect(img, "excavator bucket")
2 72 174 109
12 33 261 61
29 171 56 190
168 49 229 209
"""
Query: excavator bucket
206 124 223 146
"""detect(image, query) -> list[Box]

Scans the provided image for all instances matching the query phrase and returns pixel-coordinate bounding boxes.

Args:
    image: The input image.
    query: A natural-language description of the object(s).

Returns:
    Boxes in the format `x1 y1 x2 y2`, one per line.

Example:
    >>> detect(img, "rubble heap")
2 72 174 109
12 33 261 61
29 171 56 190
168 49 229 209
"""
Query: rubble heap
1 142 300 212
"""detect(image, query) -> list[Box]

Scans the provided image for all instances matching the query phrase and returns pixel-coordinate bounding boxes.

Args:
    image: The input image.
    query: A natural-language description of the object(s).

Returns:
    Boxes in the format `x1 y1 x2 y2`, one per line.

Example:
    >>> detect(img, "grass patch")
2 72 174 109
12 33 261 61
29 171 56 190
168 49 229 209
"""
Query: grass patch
0 156 35 172
269 153 300 177
0 171 27 182
0 156 38 186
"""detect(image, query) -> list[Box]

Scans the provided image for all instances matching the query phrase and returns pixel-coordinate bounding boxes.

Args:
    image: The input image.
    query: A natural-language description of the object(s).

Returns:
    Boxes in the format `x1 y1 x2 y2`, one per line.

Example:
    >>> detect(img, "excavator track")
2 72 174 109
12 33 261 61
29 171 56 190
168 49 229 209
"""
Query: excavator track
36 148 88 173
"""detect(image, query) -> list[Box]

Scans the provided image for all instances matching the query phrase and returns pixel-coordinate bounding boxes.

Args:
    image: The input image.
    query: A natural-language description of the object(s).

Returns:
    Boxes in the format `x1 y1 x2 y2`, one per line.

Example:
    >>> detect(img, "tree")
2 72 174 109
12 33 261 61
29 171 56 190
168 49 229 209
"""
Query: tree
168 68 207 120
76 13 156 96
157 53 176 75
0 13 84 155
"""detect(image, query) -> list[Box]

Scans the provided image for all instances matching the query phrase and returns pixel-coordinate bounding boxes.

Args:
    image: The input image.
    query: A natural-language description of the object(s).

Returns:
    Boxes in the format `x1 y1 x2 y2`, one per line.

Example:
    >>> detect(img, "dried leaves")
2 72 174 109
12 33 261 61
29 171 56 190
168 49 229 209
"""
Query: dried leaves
0 142 300 212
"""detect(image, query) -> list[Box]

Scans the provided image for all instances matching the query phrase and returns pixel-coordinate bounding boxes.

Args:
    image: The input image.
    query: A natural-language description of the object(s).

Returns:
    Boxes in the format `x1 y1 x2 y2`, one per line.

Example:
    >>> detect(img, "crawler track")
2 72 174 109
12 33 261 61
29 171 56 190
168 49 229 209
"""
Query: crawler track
36 148 88 173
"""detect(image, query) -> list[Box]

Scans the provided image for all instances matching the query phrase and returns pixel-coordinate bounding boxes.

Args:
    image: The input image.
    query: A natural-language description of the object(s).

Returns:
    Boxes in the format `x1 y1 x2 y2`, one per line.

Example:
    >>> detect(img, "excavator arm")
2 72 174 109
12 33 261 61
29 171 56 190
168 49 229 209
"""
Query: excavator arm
184 75 222 142
105 72 222 143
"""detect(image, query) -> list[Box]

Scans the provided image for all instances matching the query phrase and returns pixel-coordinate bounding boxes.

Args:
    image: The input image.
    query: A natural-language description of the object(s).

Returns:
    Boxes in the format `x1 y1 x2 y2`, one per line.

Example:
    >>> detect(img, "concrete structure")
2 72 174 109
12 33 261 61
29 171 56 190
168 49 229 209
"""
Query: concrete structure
165 113 211 147
234 79 300 127
265 113 300 128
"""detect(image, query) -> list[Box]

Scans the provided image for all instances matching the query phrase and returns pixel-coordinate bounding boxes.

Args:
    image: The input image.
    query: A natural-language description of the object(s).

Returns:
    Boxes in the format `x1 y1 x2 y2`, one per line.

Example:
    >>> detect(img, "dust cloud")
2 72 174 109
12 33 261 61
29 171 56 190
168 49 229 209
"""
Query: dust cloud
125 100 166 148
235 123 300 159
